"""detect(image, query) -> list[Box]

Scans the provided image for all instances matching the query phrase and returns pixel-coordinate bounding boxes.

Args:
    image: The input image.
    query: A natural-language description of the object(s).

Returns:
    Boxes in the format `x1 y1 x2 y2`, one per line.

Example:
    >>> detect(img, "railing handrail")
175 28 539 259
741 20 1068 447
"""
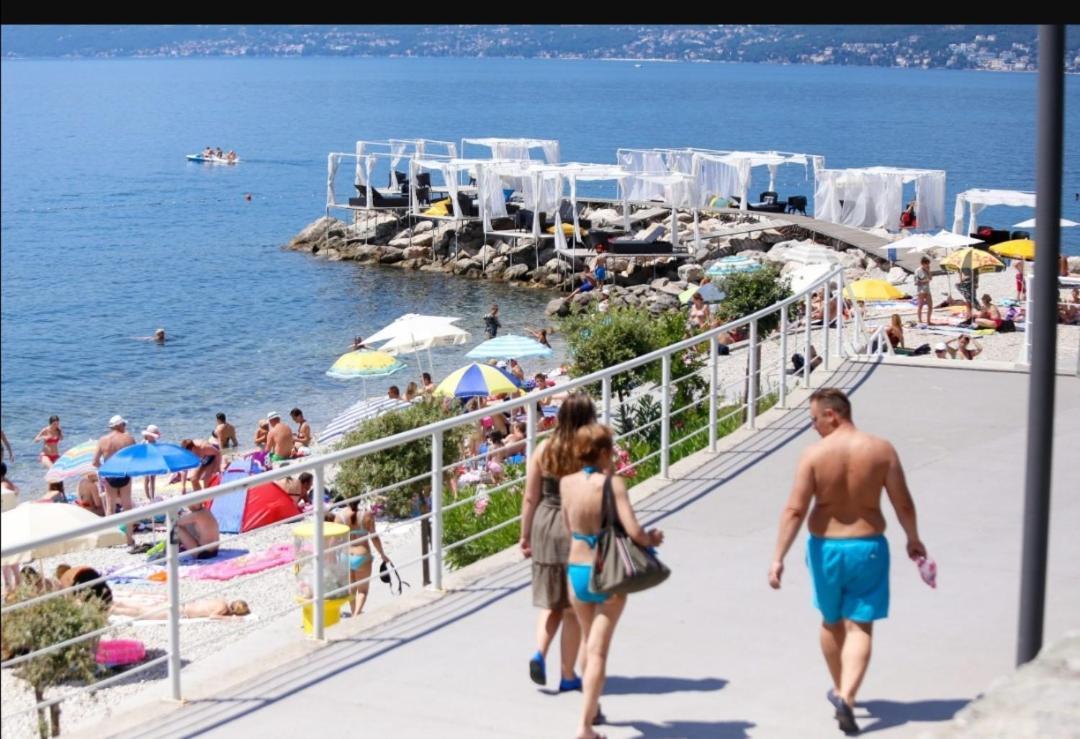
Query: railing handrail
0 265 844 560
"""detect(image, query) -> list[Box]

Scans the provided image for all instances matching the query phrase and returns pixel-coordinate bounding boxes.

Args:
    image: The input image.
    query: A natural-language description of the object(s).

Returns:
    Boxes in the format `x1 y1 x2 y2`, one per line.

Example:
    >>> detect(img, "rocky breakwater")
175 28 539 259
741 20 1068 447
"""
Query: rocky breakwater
284 207 882 316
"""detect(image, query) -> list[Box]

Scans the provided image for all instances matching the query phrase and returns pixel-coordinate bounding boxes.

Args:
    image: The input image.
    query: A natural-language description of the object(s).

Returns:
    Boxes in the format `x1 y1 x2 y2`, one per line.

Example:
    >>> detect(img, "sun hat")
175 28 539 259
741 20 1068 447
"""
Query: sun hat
142 425 161 440
267 411 281 421
108 415 127 428
934 343 947 351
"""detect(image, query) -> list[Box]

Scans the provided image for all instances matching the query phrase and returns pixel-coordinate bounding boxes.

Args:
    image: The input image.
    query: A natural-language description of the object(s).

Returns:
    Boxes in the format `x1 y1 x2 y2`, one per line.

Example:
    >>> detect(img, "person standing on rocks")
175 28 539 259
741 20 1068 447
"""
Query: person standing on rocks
484 303 502 339
768 388 927 735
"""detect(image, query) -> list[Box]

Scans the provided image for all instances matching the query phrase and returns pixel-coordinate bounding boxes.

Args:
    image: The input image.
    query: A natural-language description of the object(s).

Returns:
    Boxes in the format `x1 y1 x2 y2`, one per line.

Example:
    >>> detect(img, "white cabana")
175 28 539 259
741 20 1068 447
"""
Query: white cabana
546 163 633 258
461 137 560 165
619 171 699 250
951 188 1037 235
409 158 500 221
345 139 457 210
815 166 947 231
616 149 670 200
476 160 562 240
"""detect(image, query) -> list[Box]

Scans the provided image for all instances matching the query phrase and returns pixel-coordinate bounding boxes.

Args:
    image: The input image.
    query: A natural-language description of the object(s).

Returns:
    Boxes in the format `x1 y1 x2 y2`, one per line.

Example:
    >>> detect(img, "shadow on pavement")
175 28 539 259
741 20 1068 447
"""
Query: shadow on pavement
858 698 969 734
607 719 755 738
603 675 728 695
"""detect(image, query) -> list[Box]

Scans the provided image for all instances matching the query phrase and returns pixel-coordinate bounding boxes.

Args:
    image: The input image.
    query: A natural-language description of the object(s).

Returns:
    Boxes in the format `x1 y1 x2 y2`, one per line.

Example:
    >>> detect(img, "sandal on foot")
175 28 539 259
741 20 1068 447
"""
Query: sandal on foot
592 703 606 725
529 651 546 686
559 675 582 692
835 700 859 735
826 689 844 711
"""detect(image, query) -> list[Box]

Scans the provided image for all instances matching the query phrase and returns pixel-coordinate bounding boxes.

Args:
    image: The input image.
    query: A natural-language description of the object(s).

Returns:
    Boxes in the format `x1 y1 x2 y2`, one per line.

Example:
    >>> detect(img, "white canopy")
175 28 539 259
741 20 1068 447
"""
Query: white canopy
461 137 560 165
367 314 470 356
816 166 946 231
952 188 1036 235
476 160 563 236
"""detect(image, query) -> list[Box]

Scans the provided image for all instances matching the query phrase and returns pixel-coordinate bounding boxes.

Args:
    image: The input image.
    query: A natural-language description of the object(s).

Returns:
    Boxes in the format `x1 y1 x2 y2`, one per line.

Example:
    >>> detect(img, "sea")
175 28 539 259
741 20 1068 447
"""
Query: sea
2 57 1078 496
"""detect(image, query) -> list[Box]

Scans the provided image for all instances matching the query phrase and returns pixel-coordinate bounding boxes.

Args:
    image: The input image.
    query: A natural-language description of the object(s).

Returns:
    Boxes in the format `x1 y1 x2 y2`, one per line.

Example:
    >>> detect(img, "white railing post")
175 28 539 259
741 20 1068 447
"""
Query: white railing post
822 280 831 370
601 375 612 425
779 305 789 409
708 335 719 452
312 463 325 641
525 400 537 459
748 319 759 429
660 354 671 479
804 293 813 389
430 430 444 591
165 509 182 702
1024 272 1034 365
835 273 845 359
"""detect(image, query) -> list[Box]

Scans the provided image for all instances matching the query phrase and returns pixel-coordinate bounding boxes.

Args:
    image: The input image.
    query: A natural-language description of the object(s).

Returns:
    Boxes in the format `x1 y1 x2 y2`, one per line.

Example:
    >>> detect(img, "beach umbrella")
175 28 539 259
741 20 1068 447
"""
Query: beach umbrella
326 349 406 380
1012 217 1079 229
788 263 836 295
678 282 726 305
842 279 905 302
367 313 471 375
466 334 553 360
98 442 201 479
434 363 521 400
784 241 840 266
940 248 1004 274
990 239 1036 261
705 255 763 277
318 397 412 447
1 502 125 566
44 439 98 483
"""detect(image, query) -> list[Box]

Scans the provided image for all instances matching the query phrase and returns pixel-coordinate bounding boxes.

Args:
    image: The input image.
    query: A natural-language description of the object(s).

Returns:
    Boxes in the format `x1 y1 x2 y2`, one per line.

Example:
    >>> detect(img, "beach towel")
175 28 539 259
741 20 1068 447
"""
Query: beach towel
180 542 293 581
921 326 995 337
110 614 261 626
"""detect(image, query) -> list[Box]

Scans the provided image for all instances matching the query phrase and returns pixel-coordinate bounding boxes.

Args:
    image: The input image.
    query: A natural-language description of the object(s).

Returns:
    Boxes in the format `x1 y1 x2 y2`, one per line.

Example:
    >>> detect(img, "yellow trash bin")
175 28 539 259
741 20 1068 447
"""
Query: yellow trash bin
292 521 351 633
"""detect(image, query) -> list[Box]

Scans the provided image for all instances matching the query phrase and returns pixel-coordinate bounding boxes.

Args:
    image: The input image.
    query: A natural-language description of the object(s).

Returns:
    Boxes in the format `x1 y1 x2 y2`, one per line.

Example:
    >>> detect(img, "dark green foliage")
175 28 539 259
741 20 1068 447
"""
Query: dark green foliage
714 265 794 335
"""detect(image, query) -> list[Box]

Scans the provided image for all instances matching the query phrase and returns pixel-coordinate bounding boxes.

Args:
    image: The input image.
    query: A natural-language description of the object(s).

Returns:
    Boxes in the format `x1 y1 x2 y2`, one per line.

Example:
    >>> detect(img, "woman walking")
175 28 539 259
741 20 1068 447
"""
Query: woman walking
333 501 391 616
561 423 664 738
34 415 63 468
519 394 595 691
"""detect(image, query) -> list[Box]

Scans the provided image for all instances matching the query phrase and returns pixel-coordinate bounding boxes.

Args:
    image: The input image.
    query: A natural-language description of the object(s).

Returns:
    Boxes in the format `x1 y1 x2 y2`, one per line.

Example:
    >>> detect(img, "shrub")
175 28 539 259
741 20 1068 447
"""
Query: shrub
442 461 525 569
335 399 468 519
1 583 108 739
714 264 794 334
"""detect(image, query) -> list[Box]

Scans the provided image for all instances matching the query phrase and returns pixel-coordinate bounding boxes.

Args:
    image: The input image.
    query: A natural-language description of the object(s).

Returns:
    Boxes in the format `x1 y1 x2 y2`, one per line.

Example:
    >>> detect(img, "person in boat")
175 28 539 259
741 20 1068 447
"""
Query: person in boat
203 146 214 158
215 147 224 159
226 150 237 162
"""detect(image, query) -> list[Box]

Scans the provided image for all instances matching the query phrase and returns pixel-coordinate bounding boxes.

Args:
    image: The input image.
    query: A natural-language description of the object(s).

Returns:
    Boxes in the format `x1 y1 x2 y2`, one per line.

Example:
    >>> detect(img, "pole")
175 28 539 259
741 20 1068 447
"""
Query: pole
431 430 444 591
708 335 719 452
660 355 671 479
779 307 789 409
747 320 759 430
165 510 182 701
803 294 812 388
1017 24 1063 667
822 281 831 370
601 375 612 425
312 464 325 641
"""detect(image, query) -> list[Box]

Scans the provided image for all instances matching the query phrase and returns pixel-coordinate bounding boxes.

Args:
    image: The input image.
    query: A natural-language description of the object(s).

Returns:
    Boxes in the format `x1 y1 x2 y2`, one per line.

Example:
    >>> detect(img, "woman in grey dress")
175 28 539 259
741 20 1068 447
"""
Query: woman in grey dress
519 393 596 690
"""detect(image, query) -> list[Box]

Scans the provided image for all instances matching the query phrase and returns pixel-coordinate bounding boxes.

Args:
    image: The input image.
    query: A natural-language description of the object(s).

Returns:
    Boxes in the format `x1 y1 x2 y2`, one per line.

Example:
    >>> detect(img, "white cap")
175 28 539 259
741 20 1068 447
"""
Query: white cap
934 343 947 351
108 415 127 428
267 411 281 421
142 425 161 440
495 361 508 369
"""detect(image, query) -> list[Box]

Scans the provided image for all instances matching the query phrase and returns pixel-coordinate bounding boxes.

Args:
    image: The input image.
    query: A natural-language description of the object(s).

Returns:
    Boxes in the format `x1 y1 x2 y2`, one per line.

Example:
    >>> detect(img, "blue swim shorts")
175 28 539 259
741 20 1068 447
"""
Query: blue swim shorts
806 534 889 624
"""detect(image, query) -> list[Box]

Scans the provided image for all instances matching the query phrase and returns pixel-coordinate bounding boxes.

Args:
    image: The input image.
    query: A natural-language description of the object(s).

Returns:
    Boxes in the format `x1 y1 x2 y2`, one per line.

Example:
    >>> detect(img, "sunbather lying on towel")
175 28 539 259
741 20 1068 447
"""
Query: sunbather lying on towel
111 595 250 619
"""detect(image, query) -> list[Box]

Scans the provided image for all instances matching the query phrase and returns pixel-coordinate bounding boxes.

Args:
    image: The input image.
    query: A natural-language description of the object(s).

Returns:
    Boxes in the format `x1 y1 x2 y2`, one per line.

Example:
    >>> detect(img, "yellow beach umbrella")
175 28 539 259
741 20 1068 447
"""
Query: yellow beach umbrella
434 362 521 400
842 279 905 302
990 239 1035 261
939 247 1004 274
326 349 406 380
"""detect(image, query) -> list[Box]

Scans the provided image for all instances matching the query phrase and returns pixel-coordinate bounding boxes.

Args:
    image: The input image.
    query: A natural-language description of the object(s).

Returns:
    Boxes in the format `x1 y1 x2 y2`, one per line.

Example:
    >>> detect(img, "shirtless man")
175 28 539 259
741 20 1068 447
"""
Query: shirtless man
180 439 221 492
265 412 294 464
290 408 312 450
77 472 105 516
769 388 927 735
93 415 137 549
213 412 238 449
175 504 220 559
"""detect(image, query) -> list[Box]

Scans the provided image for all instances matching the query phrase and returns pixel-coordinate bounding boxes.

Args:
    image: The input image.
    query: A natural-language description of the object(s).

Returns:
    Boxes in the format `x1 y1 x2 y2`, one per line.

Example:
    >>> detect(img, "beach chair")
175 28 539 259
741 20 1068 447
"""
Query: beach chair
606 222 673 255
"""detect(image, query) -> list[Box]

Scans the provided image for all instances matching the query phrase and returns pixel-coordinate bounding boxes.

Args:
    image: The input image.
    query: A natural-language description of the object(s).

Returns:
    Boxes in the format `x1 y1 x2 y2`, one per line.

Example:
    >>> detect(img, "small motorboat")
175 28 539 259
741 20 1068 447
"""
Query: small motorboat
186 154 239 165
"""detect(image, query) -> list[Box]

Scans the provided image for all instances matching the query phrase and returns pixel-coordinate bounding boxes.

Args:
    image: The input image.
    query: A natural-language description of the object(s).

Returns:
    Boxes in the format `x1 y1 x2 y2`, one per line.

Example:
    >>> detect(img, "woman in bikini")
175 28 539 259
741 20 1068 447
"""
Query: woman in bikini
34 415 63 468
885 314 905 350
560 423 663 739
972 294 1003 329
333 501 391 616
687 291 709 331
519 394 595 693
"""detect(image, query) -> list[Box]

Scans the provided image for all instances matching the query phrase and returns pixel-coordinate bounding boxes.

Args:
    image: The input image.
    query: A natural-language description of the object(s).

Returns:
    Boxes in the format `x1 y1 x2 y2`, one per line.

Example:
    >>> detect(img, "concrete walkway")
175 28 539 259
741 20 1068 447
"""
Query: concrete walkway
110 362 1080 739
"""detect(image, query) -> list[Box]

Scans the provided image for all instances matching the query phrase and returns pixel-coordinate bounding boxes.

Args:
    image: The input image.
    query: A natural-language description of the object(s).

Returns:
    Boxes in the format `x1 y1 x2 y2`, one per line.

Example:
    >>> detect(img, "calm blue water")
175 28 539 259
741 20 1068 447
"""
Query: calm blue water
2 57 1078 494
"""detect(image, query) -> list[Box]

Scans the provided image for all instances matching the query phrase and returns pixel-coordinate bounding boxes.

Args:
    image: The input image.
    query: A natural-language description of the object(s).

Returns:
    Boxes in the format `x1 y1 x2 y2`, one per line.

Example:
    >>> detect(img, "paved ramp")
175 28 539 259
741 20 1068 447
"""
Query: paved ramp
116 363 1080 738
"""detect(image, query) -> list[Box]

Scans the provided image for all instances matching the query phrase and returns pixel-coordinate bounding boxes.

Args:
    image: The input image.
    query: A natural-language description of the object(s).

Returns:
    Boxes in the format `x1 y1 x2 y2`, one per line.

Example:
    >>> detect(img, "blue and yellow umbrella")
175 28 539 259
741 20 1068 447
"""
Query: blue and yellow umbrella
434 363 521 400
326 349 406 380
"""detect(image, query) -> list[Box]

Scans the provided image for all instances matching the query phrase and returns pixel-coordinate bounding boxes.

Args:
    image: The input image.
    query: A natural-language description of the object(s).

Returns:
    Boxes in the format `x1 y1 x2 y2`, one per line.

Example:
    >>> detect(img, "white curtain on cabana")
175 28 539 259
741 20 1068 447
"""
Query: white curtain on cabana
551 164 631 253
816 170 902 229
693 154 750 209
617 149 669 200
410 158 462 218
952 188 1037 234
461 138 559 164
914 171 946 231
389 140 410 188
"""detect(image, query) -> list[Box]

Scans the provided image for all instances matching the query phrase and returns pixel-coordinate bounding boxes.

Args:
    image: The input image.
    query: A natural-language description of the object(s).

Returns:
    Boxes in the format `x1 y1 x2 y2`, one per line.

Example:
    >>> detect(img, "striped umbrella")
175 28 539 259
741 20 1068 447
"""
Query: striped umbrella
326 349 406 380
434 363 521 400
678 282 726 305
318 397 412 447
466 334 553 360
44 439 97 483
706 255 763 277
940 247 1004 274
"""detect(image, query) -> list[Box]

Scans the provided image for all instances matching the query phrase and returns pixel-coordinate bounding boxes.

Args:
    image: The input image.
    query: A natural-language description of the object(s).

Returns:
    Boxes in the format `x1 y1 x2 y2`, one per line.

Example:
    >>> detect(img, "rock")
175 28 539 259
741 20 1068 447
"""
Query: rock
453 258 481 275
356 243 381 262
659 282 685 297
413 220 433 234
545 298 570 317
485 256 509 276
886 266 908 285
678 264 704 283
1069 256 1080 274
504 264 530 281
288 216 343 248
571 292 596 308
545 273 564 287
765 242 791 263
378 246 405 264
650 278 670 290
400 258 425 270
403 245 430 261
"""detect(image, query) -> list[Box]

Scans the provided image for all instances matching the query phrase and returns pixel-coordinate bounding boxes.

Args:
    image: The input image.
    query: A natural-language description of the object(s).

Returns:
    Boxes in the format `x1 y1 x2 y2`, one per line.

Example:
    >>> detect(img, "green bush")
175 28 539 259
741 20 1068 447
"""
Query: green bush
2 584 108 739
335 399 467 519
442 462 525 569
715 264 794 334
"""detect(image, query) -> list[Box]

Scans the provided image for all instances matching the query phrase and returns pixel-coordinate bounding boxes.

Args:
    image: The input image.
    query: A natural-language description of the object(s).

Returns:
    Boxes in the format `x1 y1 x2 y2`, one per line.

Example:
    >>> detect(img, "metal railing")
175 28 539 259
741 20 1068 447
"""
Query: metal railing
0 264 847 723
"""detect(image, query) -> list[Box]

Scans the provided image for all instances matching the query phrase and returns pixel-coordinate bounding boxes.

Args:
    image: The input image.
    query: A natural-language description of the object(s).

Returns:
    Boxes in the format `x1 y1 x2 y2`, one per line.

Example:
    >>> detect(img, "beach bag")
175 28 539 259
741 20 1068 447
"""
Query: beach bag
590 475 670 595
911 343 931 356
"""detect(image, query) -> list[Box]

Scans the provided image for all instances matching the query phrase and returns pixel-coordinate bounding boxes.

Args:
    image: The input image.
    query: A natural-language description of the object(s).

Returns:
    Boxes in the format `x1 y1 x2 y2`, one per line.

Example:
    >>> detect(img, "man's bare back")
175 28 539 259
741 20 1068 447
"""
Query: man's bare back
95 430 135 464
266 423 294 458
803 428 894 538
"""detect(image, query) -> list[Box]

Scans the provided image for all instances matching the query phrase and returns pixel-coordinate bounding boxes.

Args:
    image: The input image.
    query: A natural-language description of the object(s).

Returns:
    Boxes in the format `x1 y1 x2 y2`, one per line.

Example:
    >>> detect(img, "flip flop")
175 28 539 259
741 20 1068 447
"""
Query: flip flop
826 689 844 711
529 652 546 686
592 703 606 725
558 675 582 692
835 700 860 735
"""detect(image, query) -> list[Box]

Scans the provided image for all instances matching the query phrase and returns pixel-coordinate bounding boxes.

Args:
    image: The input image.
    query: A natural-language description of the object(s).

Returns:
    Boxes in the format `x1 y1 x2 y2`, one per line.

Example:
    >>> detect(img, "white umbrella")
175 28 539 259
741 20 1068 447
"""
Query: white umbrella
1012 217 1079 229
366 313 471 373
887 233 936 252
1 502 125 566
788 263 836 294
784 241 840 265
